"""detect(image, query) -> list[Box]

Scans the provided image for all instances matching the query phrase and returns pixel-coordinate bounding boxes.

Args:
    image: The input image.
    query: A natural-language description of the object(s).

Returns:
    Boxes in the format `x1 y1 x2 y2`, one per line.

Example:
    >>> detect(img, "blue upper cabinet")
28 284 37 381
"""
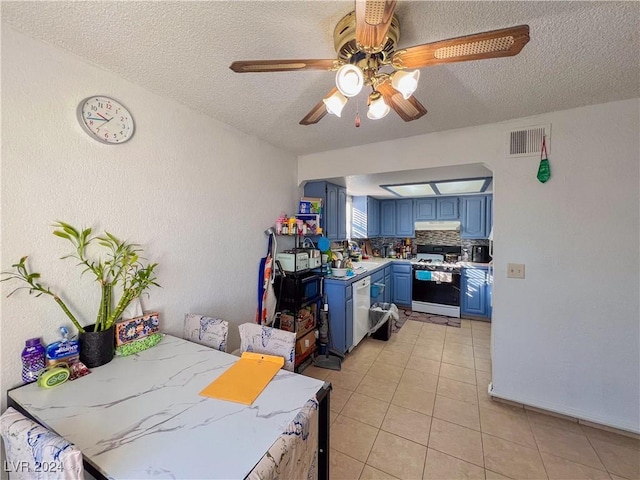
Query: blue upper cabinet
486 195 493 237
415 198 437 220
337 187 347 240
380 200 396 237
304 181 347 241
460 195 487 239
351 196 380 238
395 199 415 237
368 197 380 237
415 197 459 221
437 197 459 220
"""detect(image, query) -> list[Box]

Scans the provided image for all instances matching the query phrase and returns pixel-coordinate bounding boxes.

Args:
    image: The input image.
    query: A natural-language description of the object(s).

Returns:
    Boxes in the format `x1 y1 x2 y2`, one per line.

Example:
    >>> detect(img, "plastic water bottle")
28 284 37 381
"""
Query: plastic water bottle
22 338 45 384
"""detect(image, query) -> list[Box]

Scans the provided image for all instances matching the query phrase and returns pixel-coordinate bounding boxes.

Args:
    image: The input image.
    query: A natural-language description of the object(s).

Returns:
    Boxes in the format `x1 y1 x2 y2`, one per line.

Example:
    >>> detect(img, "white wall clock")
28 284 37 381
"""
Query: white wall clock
77 95 135 144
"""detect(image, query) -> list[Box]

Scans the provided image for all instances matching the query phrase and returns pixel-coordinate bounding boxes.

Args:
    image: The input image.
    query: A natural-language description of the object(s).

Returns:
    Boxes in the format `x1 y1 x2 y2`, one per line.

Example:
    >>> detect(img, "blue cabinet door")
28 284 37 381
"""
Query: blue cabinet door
486 195 493 238
391 263 412 307
461 267 488 317
395 199 415 237
337 187 347 240
368 197 380 237
370 269 385 304
324 280 349 354
460 195 487 239
304 181 347 241
393 273 412 307
380 200 396 236
384 269 392 304
415 198 437 220
437 197 459 220
351 196 380 239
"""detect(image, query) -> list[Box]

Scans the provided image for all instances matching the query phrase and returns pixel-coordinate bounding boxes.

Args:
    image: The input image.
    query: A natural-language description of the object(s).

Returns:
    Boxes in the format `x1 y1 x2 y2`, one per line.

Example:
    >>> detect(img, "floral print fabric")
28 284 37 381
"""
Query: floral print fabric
248 398 319 480
0 407 84 480
183 314 229 352
238 323 296 372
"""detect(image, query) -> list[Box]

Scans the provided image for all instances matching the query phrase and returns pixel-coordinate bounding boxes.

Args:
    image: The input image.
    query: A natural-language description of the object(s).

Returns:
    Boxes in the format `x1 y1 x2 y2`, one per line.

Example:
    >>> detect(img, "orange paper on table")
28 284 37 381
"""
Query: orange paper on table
199 352 284 405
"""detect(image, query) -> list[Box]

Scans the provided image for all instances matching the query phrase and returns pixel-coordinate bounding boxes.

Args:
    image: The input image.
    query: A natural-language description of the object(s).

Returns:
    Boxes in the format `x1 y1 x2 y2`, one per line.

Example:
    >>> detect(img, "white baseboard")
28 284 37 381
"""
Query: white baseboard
488 383 640 435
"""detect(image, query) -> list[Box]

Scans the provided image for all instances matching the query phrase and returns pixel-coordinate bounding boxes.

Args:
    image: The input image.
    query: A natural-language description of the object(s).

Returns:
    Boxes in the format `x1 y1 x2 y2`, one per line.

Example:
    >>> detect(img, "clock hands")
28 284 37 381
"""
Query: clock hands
96 112 114 124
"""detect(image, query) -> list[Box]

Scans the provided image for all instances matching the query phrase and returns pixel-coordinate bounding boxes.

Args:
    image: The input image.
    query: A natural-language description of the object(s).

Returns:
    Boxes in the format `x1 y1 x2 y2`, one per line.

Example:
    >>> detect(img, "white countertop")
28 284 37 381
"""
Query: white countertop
8 335 326 480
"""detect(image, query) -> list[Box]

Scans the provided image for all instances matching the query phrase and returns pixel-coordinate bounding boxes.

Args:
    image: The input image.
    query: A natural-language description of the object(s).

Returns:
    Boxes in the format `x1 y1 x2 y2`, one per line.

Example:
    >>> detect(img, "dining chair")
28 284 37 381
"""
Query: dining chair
183 313 229 352
0 407 85 480
238 323 296 372
247 398 319 479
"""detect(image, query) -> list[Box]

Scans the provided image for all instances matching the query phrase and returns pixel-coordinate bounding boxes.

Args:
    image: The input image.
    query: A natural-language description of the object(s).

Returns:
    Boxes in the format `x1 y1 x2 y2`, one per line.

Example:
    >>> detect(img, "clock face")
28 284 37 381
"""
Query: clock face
77 96 135 144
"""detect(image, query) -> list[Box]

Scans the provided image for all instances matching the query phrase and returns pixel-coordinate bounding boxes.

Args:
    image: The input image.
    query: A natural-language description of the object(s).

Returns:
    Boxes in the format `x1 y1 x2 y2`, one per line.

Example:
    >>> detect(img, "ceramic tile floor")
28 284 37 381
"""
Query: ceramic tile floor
303 319 640 480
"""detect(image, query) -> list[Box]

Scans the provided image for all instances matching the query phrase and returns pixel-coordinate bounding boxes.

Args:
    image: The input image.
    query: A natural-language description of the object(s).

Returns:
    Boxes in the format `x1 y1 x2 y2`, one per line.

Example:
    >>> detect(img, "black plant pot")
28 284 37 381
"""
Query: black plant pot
79 324 115 368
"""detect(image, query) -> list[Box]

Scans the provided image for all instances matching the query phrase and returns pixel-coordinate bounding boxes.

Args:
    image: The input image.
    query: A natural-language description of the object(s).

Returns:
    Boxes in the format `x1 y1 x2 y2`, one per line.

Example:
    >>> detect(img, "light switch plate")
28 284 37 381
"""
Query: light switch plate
507 263 525 279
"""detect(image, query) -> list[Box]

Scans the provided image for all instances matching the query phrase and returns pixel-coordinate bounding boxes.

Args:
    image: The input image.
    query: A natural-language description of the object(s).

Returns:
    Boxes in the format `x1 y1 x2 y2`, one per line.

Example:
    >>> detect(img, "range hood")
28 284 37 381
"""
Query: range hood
415 221 461 231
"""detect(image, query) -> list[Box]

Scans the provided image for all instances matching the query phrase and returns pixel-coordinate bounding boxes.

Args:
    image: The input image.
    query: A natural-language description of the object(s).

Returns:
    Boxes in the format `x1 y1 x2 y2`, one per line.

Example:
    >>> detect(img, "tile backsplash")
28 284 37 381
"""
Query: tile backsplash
366 230 488 253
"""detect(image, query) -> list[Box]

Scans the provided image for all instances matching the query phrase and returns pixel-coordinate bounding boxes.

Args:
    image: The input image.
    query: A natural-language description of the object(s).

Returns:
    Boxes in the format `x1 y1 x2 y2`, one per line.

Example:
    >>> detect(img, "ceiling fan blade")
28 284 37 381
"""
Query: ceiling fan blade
230 59 337 73
377 83 427 122
355 0 397 51
392 25 530 69
299 88 339 125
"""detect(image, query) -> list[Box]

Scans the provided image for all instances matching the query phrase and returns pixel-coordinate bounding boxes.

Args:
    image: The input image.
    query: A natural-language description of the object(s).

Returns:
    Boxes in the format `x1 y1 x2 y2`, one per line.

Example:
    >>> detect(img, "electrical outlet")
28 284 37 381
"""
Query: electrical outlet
507 263 525 279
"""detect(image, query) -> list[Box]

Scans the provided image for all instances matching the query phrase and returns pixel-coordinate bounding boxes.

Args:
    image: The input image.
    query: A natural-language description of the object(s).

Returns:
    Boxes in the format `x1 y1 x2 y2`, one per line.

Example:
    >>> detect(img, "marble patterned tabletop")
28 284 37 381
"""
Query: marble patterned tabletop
8 335 326 479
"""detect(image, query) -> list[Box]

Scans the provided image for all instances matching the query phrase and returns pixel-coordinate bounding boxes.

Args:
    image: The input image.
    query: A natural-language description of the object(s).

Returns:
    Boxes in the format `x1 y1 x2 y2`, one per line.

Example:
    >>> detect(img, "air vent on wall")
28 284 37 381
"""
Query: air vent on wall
506 124 551 157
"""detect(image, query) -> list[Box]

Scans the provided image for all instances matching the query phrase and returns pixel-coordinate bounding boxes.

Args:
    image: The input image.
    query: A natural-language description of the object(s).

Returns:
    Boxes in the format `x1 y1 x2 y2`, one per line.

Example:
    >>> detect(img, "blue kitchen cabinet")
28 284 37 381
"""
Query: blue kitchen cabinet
461 266 492 319
437 197 459 220
486 195 493 237
415 198 437 220
384 265 392 304
391 262 412 307
415 197 459 221
304 181 347 241
395 199 415 237
352 196 380 238
380 199 414 237
380 200 396 237
324 279 353 354
460 195 487 239
338 187 347 240
370 268 385 304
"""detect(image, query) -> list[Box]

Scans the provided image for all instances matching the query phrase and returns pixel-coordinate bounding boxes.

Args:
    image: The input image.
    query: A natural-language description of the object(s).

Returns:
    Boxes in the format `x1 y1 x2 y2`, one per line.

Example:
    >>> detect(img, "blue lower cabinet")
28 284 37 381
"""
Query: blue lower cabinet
324 280 353 355
370 269 385 305
461 267 491 319
391 263 412 307
384 266 392 304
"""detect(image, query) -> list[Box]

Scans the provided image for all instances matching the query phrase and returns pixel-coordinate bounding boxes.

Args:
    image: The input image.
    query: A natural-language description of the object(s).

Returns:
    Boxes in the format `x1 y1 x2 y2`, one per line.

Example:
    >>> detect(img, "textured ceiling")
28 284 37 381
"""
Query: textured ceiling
2 1 639 157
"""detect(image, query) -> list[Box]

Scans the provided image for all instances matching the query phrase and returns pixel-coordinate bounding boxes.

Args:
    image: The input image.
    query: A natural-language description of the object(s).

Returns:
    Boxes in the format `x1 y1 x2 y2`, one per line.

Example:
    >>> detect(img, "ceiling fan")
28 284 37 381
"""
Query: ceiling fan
230 0 530 126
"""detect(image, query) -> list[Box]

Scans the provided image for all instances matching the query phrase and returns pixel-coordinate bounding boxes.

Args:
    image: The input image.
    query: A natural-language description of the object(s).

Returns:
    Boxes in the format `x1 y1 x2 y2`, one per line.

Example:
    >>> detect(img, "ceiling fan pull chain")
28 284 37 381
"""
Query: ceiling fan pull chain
537 135 551 183
355 100 361 127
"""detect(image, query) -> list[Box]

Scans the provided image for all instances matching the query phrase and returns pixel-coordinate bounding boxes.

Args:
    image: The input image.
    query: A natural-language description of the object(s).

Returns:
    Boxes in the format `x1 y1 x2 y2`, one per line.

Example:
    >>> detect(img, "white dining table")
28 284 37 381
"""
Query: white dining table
7 335 330 480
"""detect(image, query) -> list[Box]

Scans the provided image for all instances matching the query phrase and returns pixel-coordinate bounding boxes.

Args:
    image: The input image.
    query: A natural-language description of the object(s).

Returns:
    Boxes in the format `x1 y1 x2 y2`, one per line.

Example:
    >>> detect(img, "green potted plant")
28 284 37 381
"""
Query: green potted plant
1 221 160 367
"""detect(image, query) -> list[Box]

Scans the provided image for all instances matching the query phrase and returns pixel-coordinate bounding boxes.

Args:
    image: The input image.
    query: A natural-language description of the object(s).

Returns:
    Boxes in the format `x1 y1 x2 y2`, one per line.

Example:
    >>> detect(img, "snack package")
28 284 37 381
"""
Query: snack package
45 326 80 367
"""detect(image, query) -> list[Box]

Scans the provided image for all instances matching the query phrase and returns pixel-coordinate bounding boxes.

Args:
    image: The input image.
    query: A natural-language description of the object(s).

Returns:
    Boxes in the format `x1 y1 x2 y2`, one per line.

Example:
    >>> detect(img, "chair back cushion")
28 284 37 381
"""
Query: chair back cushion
184 314 229 352
238 323 296 371
0 407 84 480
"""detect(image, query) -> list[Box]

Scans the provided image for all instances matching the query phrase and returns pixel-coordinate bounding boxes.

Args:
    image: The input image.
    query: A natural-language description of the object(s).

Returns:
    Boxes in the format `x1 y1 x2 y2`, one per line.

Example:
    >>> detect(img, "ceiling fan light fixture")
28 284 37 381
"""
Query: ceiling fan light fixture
335 64 364 97
391 69 420 99
367 92 390 120
323 90 348 117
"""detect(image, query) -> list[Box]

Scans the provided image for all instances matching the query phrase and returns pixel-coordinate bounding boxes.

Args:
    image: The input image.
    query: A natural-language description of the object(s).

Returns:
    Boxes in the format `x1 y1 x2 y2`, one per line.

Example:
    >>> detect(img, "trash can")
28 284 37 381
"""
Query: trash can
369 303 399 341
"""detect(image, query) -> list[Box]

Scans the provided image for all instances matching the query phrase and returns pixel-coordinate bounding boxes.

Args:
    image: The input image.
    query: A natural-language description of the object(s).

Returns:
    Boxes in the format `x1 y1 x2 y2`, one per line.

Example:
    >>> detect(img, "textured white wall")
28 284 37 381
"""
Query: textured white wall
299 99 640 433
0 27 298 407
